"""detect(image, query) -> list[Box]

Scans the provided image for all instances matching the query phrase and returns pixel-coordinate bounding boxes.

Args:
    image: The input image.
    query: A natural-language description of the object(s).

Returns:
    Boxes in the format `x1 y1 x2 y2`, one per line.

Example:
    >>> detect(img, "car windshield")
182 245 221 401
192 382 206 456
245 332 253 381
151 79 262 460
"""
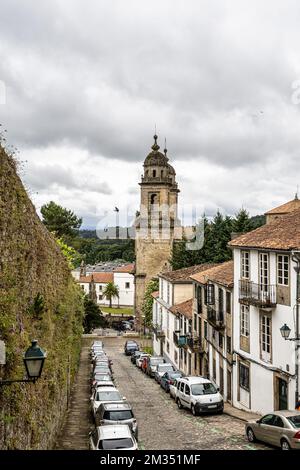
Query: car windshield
95 375 111 381
100 438 133 449
287 415 300 428
104 410 133 421
158 364 174 372
150 358 164 365
96 390 122 402
191 383 218 395
170 373 182 379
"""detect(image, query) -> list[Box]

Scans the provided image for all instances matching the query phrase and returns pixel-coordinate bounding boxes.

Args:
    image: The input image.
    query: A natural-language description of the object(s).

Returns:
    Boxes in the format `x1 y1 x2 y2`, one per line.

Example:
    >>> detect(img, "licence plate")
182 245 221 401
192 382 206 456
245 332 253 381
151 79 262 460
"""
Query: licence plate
208 404 217 408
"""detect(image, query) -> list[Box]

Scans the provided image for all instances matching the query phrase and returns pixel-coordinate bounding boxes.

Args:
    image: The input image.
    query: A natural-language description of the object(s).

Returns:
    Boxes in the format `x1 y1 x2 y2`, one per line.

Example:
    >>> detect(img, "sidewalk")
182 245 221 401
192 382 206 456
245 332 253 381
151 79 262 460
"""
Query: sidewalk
224 403 261 423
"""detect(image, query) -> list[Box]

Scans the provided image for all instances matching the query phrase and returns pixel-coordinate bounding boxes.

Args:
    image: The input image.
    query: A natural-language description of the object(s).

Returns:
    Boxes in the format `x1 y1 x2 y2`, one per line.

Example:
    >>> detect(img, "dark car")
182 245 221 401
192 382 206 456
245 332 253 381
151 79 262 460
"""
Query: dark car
124 341 139 356
131 350 144 365
160 371 183 392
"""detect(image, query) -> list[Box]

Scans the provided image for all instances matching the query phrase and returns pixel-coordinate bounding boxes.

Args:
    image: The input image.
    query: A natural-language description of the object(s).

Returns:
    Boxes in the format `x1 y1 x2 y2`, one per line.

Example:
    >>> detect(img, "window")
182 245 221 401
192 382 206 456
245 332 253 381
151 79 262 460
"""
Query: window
240 305 249 337
125 282 130 289
99 285 103 291
204 321 208 339
213 359 216 380
197 286 202 313
219 333 223 349
226 335 231 354
99 294 103 300
185 384 190 396
218 288 224 313
153 170 157 177
241 251 250 279
259 252 269 289
193 313 197 332
261 314 271 360
226 291 231 314
167 283 170 304
205 284 215 305
180 382 185 392
273 416 284 428
260 414 276 426
277 255 289 286
166 341 170 353
239 363 250 391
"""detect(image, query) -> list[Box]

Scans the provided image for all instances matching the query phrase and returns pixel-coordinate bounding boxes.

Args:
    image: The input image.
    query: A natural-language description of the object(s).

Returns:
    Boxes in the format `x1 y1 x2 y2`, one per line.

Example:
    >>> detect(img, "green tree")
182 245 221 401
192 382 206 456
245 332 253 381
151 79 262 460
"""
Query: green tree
142 279 159 328
103 282 119 308
41 201 82 239
83 296 107 333
56 238 81 269
232 208 252 233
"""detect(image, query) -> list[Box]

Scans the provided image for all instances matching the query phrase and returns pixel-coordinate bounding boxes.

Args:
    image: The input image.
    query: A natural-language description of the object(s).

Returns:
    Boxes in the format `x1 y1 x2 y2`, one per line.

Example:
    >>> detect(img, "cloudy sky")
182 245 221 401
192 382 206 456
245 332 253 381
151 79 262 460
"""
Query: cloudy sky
1 0 300 228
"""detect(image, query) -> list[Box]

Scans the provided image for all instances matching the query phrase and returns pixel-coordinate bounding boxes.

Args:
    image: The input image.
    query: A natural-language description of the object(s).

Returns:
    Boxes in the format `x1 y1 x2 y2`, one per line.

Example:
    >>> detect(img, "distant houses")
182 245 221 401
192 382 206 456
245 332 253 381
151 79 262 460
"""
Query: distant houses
72 262 135 307
152 196 300 415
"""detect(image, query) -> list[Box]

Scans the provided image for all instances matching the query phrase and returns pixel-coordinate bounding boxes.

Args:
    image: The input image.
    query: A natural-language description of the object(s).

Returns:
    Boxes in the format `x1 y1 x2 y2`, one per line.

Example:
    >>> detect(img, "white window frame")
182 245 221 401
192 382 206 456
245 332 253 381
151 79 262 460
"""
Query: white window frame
241 251 250 279
240 305 250 337
277 254 289 286
261 314 271 362
259 252 269 291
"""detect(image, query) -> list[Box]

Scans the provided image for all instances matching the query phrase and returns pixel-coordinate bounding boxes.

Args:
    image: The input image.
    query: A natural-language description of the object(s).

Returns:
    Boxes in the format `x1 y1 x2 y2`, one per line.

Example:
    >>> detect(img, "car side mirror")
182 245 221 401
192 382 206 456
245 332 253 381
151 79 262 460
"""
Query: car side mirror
217 387 220 392
123 396 127 400
256 419 261 424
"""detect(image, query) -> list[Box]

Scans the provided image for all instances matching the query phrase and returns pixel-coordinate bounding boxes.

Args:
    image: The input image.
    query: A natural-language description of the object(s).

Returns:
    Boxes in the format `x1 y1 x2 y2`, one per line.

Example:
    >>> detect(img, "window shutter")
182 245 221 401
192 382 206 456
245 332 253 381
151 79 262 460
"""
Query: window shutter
206 284 215 305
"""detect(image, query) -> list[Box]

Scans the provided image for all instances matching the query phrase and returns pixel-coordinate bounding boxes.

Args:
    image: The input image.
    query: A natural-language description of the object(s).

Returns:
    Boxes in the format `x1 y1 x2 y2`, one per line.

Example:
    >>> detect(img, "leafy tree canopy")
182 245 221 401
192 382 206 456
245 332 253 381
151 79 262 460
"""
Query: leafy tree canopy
83 296 107 333
41 201 82 239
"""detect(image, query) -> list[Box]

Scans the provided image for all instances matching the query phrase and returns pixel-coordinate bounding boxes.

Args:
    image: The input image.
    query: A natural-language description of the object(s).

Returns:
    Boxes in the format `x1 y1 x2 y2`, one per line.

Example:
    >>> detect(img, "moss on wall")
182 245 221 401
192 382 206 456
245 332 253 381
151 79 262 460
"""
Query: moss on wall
0 148 84 449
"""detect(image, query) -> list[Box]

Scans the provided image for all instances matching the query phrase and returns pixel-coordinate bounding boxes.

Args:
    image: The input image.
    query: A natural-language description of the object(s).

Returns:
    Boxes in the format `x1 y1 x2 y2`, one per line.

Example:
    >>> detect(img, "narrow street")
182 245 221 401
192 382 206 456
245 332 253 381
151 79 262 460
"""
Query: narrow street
56 336 268 450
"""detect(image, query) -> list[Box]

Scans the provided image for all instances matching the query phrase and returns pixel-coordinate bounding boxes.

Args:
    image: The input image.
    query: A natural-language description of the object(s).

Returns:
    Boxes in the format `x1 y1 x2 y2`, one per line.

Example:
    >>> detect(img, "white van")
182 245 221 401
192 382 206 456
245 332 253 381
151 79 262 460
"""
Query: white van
175 377 223 416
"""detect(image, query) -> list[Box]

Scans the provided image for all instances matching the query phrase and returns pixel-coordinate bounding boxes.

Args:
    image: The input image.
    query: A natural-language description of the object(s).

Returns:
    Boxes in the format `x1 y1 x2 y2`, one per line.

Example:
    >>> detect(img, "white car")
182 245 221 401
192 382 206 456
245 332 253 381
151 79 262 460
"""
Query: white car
136 353 149 369
90 386 125 419
169 378 180 400
89 425 138 450
175 377 224 415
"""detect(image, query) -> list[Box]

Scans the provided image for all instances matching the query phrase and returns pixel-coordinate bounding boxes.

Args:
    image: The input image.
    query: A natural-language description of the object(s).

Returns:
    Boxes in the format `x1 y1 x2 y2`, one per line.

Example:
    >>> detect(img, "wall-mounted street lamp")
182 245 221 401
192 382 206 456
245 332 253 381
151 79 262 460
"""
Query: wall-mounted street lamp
0 340 46 387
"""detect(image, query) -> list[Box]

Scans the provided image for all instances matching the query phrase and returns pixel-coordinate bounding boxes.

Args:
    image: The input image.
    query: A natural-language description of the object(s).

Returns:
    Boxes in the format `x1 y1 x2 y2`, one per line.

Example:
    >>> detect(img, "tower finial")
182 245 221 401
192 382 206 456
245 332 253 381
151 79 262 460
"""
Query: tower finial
164 137 167 157
151 131 160 151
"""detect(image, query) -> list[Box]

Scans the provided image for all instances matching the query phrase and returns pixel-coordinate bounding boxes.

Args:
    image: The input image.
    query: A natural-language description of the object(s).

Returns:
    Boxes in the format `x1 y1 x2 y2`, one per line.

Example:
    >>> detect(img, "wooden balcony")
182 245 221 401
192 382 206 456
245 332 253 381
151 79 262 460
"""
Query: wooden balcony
239 280 277 309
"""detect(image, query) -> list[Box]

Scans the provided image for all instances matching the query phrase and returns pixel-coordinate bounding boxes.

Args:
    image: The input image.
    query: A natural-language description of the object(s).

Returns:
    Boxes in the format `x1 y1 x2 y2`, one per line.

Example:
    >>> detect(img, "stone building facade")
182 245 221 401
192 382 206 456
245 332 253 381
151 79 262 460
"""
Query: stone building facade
134 135 180 328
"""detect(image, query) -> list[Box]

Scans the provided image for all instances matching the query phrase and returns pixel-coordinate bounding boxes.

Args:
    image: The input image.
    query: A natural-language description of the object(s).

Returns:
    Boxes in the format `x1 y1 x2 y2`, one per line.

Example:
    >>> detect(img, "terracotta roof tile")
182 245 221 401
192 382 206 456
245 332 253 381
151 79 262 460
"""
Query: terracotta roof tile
190 260 234 288
265 197 300 215
160 263 217 283
79 273 114 283
170 298 193 320
229 208 300 251
151 290 159 299
113 263 135 273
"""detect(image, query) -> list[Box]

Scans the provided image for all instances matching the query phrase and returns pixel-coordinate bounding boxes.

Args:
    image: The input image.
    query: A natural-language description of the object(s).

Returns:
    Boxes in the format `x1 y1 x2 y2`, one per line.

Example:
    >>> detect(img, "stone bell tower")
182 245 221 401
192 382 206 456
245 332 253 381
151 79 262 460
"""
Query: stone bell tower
134 134 180 329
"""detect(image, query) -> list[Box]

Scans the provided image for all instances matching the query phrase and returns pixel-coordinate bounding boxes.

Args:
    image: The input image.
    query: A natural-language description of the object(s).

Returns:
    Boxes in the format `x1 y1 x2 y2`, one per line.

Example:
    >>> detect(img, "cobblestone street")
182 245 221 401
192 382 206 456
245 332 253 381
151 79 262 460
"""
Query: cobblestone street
56 335 269 450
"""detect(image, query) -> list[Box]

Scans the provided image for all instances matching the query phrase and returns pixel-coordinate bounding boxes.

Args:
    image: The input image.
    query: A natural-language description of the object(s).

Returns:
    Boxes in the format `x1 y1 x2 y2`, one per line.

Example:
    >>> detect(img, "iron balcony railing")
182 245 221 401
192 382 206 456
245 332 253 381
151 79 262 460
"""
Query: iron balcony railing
173 331 187 348
152 325 166 338
186 336 206 353
207 306 225 329
239 280 277 308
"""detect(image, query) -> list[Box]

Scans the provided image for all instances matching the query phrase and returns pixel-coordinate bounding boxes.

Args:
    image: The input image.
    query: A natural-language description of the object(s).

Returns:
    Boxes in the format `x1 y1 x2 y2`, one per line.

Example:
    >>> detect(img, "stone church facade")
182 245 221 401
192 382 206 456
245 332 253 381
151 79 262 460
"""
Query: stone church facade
134 135 180 328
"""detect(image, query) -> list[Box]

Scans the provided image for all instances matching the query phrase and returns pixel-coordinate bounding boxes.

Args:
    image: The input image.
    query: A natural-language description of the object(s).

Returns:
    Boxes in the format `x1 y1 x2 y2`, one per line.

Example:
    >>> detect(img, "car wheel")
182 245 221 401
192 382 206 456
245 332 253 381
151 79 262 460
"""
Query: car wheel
246 427 256 443
191 404 198 416
177 398 183 409
281 439 290 450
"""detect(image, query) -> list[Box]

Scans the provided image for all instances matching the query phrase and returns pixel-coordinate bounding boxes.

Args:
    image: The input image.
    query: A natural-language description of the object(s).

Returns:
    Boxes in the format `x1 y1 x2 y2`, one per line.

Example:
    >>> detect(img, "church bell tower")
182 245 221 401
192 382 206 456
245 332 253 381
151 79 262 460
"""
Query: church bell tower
134 134 180 329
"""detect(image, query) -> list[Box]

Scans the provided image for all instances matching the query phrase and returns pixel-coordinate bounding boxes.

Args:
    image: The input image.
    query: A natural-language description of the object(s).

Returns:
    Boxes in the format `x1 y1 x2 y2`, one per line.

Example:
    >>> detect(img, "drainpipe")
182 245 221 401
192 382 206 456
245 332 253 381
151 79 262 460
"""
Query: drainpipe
292 252 300 407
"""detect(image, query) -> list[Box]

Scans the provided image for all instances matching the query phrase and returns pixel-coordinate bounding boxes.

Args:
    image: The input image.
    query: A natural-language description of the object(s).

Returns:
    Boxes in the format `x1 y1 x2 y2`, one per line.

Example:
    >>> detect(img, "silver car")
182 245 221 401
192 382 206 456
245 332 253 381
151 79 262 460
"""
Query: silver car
89 424 138 450
96 402 138 439
246 410 300 450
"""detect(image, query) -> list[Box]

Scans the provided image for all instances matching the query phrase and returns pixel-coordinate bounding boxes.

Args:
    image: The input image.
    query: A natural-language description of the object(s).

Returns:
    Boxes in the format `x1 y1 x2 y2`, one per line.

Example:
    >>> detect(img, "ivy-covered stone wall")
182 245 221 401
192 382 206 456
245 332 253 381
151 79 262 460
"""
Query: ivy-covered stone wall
0 148 84 449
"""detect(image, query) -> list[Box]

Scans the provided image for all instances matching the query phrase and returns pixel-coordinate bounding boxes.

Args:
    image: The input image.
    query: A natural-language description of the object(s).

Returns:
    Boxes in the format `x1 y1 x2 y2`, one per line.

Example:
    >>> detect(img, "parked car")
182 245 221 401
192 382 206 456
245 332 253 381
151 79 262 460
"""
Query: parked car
121 321 132 331
96 402 138 439
131 350 144 365
89 425 138 450
169 377 180 400
245 410 300 450
146 356 165 377
91 373 114 389
154 363 176 383
124 340 139 356
91 371 112 388
160 371 183 392
175 377 224 415
90 386 125 420
92 380 114 390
